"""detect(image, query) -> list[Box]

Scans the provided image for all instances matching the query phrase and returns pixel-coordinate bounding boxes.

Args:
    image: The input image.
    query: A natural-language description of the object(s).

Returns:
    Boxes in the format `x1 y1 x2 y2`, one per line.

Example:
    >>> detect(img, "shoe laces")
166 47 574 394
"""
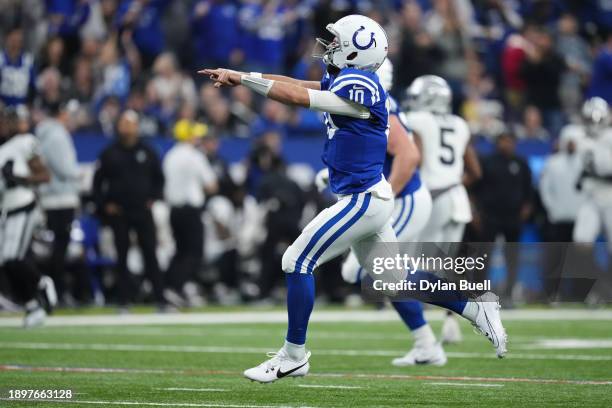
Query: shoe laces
262 351 284 373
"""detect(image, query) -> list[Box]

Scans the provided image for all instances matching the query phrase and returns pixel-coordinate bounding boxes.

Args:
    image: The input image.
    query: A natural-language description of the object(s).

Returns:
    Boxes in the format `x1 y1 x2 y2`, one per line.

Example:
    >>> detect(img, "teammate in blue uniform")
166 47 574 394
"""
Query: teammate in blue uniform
201 14 507 383
338 59 445 366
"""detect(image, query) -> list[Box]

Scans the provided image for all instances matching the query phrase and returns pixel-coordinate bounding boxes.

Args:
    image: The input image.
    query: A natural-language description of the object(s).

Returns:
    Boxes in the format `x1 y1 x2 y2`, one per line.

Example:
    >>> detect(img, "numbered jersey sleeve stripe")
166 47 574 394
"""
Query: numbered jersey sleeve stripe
330 75 380 98
329 80 379 104
335 73 380 94
329 78 377 95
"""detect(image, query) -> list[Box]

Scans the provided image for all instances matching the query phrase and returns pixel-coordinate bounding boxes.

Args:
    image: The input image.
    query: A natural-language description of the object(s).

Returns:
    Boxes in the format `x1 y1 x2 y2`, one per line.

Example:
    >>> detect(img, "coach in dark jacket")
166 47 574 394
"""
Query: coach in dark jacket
474 132 532 303
92 110 165 307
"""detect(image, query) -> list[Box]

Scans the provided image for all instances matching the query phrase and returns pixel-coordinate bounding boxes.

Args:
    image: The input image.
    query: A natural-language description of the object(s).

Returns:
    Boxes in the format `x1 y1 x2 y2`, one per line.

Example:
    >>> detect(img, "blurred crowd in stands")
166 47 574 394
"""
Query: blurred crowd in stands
2 0 612 140
1 0 611 310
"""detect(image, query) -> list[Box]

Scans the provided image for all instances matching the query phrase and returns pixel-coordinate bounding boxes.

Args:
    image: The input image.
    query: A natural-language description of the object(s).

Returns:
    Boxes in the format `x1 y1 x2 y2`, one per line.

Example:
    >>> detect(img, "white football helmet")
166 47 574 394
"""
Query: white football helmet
405 75 452 114
376 58 393 91
582 96 610 136
315 15 388 72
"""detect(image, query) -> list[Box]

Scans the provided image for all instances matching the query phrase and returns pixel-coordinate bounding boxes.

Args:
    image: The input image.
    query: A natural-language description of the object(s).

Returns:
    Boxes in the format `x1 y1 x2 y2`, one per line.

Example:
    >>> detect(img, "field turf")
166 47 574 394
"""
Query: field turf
0 309 611 407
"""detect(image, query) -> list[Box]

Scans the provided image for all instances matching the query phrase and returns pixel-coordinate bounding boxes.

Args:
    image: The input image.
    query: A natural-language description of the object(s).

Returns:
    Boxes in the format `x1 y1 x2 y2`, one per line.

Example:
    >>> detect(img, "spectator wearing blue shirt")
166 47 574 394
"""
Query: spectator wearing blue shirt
0 28 35 107
237 2 263 71
46 0 91 58
281 1 312 72
116 0 168 68
472 0 523 78
191 0 242 71
94 39 131 108
238 1 291 73
588 31 612 105
47 0 91 34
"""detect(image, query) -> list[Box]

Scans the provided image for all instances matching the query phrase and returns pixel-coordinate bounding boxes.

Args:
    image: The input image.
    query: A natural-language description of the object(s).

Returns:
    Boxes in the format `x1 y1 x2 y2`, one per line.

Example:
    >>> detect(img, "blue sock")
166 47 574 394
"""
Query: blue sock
285 272 315 345
429 298 467 315
404 270 467 315
392 300 426 331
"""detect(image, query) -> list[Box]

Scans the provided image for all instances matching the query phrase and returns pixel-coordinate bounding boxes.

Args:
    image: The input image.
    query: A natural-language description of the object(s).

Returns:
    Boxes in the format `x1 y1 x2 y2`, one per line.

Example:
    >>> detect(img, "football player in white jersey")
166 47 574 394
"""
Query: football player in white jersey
401 76 482 243
202 15 505 383
0 106 56 327
400 76 482 343
571 97 612 251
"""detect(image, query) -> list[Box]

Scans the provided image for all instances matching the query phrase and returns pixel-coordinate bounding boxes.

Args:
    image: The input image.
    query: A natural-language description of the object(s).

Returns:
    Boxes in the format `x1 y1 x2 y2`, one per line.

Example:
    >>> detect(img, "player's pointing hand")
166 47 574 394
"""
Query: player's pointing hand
198 68 242 88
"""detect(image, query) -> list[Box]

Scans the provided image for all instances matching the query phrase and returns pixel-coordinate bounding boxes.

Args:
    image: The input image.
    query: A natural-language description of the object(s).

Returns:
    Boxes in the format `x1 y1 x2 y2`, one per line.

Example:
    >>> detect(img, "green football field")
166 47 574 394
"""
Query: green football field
0 309 611 408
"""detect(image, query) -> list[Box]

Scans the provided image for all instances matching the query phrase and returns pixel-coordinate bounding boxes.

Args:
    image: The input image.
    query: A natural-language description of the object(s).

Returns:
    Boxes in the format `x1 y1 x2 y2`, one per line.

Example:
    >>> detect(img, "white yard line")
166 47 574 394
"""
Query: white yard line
154 388 228 392
426 382 504 388
517 339 612 350
2 364 611 386
1 341 611 362
0 364 189 375
296 385 362 390
1 309 612 327
0 399 315 408
12 327 551 343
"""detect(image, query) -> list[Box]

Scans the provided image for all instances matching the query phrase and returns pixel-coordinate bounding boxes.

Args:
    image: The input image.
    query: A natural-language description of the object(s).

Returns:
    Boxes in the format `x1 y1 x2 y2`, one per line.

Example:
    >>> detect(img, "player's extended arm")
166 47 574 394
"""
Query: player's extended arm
462 144 482 187
200 69 369 119
199 68 321 90
262 74 321 90
387 115 419 195
26 155 51 184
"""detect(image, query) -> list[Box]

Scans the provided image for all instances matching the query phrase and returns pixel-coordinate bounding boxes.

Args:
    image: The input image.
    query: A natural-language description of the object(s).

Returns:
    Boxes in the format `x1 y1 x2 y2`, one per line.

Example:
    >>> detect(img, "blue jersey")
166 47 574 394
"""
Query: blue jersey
0 51 34 106
191 1 240 65
320 68 388 195
383 96 421 197
116 0 166 57
47 0 90 36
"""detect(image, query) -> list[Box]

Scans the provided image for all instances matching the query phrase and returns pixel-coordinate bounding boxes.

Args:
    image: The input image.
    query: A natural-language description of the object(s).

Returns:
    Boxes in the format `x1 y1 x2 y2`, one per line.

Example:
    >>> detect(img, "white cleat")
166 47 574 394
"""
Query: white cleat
392 343 447 367
244 350 311 383
441 313 463 344
471 292 508 358
23 307 47 328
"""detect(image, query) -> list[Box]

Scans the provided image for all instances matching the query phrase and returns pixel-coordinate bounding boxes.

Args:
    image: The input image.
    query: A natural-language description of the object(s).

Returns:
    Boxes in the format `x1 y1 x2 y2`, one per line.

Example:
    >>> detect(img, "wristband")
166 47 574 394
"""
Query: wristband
241 75 274 97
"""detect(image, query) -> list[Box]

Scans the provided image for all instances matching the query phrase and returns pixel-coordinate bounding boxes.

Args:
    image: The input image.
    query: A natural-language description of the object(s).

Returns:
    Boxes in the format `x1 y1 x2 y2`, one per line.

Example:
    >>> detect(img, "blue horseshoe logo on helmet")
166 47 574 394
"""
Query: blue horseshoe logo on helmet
352 26 376 50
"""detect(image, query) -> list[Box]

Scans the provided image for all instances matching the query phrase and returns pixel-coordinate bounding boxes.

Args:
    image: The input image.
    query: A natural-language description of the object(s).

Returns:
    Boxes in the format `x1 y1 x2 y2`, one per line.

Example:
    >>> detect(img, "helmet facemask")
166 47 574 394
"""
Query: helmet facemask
314 24 343 68
313 37 339 66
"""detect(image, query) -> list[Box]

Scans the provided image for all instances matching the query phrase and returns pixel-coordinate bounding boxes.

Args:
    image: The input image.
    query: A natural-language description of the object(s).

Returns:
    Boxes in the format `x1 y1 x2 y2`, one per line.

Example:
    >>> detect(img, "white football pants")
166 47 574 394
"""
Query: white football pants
282 191 403 285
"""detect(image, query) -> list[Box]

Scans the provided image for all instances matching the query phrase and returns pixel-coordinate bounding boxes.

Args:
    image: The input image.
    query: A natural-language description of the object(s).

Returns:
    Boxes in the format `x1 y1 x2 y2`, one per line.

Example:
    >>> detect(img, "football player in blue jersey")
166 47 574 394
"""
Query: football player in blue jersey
201 14 506 383
336 59 447 366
